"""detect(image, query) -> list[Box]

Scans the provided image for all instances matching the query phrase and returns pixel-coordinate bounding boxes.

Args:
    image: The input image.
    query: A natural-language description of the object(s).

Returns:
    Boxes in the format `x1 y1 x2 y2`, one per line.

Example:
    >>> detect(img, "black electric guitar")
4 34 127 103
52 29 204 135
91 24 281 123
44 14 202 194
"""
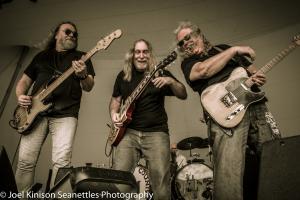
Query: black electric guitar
107 51 177 146
10 29 122 134
201 35 299 128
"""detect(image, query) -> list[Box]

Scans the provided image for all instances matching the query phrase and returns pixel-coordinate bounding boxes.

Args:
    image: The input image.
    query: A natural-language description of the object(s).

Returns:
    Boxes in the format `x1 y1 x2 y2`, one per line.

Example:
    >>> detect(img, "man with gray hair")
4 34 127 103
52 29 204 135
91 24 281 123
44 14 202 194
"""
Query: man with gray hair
174 21 280 200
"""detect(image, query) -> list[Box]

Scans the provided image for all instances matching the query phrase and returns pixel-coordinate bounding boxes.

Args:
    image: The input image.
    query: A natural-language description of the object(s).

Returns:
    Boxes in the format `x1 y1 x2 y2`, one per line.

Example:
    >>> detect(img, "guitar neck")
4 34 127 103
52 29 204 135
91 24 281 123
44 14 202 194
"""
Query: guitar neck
120 68 159 115
39 48 98 100
245 43 297 87
119 51 177 114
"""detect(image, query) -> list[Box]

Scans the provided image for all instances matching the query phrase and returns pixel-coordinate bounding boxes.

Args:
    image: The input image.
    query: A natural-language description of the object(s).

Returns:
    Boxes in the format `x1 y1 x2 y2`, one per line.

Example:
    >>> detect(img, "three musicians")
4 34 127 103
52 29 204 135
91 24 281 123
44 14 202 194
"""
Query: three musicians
13 20 281 200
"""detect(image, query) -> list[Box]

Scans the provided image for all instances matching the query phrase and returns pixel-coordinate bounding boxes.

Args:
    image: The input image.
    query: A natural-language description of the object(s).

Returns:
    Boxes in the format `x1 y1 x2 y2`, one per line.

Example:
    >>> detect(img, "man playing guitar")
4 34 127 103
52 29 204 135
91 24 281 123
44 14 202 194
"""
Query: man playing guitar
174 21 281 200
15 21 95 192
109 39 187 200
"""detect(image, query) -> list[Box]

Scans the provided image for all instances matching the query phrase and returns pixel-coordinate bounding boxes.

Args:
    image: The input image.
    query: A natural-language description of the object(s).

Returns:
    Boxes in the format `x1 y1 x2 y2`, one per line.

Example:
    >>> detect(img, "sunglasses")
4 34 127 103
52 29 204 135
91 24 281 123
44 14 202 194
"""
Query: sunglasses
64 29 78 38
177 33 191 47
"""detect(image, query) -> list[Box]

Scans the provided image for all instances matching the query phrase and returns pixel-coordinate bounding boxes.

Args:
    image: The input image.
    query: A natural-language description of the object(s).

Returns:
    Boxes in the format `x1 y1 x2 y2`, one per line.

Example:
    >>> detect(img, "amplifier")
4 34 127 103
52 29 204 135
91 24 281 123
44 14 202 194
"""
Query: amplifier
72 166 137 193
52 165 137 195
257 135 300 200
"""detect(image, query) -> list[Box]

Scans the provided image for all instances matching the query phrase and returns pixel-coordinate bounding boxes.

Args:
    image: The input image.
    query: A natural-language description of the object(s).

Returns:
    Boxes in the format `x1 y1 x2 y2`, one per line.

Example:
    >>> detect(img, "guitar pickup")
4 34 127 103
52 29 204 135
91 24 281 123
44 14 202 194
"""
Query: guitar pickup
221 92 238 107
226 104 245 120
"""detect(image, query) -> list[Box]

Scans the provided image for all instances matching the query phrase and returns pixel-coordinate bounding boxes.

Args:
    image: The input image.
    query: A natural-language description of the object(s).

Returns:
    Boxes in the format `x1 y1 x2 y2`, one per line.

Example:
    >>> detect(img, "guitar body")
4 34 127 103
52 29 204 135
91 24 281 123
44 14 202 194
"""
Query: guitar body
201 67 265 128
107 51 178 147
108 104 134 146
201 35 300 128
13 88 52 134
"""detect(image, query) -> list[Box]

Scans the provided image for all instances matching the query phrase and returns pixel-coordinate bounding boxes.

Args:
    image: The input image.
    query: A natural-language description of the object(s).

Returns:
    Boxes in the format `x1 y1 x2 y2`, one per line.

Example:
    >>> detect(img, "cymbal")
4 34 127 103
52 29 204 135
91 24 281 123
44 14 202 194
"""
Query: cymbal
177 137 208 150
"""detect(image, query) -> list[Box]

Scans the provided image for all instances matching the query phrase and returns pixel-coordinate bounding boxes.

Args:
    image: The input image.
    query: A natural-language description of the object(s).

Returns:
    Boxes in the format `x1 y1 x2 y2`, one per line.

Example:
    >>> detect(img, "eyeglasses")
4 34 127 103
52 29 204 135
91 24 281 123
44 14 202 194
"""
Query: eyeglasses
177 33 191 47
134 49 150 54
64 29 78 38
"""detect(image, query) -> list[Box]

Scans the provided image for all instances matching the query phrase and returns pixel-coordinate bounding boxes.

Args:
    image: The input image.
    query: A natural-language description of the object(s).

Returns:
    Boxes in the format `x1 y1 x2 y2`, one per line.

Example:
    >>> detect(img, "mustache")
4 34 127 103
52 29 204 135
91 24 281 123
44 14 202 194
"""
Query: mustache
184 42 196 56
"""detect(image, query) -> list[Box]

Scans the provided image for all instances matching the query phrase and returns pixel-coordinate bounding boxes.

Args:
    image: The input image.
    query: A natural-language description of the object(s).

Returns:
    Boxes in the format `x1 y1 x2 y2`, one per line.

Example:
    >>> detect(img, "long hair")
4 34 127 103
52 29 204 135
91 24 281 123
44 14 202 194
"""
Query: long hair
174 21 212 58
45 21 78 50
123 39 156 82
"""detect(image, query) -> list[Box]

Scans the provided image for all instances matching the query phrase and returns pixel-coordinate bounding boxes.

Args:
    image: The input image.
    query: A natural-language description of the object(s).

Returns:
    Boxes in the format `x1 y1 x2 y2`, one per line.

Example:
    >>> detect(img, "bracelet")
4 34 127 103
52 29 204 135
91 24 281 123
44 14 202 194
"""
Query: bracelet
79 74 88 80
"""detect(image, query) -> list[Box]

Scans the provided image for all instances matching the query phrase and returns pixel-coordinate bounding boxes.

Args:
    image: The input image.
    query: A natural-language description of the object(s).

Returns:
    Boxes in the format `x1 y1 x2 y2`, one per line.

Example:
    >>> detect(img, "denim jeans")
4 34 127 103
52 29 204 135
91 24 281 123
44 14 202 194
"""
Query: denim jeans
15 116 77 192
113 128 171 200
208 103 277 200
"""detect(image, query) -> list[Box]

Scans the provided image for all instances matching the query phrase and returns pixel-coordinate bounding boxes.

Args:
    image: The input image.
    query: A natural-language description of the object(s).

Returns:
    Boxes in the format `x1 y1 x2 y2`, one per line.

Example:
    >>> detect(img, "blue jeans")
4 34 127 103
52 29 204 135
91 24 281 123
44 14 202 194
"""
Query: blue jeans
113 128 171 200
15 116 77 192
208 103 278 200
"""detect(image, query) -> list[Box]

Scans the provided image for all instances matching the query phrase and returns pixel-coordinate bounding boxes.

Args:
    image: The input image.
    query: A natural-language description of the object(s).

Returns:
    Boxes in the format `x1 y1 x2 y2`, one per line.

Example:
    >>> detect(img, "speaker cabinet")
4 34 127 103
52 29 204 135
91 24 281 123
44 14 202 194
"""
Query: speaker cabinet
257 135 300 200
48 171 73 200
49 166 137 200
0 146 18 194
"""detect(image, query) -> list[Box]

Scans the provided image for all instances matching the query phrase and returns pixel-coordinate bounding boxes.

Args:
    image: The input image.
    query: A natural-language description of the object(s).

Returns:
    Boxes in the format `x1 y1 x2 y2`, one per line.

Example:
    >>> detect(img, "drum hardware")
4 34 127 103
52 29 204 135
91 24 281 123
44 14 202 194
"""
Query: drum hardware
207 145 213 162
184 175 201 199
201 179 213 200
188 152 205 164
202 187 212 199
187 158 205 164
191 152 201 157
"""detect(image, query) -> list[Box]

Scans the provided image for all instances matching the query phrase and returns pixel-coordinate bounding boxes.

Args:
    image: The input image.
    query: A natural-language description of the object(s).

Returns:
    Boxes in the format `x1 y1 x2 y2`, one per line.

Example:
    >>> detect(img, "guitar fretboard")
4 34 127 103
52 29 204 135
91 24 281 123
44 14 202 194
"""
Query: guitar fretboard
120 66 159 115
119 51 177 115
37 29 122 101
38 47 98 101
245 43 297 87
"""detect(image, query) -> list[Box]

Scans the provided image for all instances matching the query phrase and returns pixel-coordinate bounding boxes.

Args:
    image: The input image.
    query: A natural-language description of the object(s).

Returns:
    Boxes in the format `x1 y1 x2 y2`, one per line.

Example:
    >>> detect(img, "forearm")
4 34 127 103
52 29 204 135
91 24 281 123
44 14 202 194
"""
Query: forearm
190 47 236 81
16 75 32 98
16 84 28 98
80 75 94 92
169 80 187 100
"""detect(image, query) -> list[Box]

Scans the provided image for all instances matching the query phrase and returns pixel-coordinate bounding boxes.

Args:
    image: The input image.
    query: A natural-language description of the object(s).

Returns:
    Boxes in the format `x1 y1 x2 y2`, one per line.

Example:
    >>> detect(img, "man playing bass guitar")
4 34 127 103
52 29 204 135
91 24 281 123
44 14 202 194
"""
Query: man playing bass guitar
15 21 95 192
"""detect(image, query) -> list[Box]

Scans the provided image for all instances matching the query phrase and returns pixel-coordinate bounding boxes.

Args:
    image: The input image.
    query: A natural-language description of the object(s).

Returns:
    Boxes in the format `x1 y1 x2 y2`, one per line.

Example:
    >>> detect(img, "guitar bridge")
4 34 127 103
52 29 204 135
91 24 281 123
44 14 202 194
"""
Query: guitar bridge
226 104 245 120
221 92 237 107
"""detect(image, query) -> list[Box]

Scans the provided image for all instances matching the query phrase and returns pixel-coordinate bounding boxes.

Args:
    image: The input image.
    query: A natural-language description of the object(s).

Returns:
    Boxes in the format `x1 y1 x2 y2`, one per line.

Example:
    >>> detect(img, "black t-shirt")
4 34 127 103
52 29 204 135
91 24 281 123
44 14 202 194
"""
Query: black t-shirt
181 44 252 95
112 68 177 133
24 49 95 118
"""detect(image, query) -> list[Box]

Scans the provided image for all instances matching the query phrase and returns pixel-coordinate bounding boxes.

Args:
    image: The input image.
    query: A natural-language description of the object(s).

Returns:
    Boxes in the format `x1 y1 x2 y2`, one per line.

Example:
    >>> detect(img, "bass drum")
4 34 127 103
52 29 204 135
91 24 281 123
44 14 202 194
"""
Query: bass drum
133 165 152 199
172 163 213 200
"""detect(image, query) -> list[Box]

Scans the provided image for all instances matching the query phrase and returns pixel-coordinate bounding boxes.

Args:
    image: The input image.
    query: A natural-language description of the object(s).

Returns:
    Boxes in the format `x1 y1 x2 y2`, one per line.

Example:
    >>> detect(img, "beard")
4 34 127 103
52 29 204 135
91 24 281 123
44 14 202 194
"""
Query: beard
58 38 77 50
134 60 148 71
184 42 196 57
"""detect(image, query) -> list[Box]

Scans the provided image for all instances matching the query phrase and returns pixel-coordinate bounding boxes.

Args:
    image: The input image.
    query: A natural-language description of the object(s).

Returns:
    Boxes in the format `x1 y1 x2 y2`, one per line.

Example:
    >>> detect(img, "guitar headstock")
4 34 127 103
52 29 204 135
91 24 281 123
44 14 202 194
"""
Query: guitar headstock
96 29 122 50
157 51 177 70
293 34 300 46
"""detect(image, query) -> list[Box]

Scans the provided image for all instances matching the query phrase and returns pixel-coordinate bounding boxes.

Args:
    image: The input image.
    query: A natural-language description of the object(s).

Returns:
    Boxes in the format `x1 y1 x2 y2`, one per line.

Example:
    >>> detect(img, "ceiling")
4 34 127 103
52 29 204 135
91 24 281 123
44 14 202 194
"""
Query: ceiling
0 0 299 59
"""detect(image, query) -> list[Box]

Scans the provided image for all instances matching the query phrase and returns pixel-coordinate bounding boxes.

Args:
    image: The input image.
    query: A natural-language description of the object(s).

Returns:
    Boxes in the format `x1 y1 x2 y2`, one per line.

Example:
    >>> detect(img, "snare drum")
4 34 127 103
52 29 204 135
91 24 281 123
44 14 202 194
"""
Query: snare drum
172 163 213 200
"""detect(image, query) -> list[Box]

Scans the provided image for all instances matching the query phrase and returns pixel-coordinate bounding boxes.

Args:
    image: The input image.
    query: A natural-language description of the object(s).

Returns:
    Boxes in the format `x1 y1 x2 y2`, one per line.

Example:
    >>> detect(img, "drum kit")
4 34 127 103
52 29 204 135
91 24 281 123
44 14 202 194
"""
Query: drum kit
132 136 213 200
171 136 213 200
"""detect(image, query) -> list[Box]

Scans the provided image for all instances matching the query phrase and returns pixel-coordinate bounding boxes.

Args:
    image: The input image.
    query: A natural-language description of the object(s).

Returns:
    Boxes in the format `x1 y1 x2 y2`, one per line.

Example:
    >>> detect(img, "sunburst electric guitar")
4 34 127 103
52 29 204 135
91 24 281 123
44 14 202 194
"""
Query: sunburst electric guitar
201 35 300 128
107 51 177 146
11 30 122 134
